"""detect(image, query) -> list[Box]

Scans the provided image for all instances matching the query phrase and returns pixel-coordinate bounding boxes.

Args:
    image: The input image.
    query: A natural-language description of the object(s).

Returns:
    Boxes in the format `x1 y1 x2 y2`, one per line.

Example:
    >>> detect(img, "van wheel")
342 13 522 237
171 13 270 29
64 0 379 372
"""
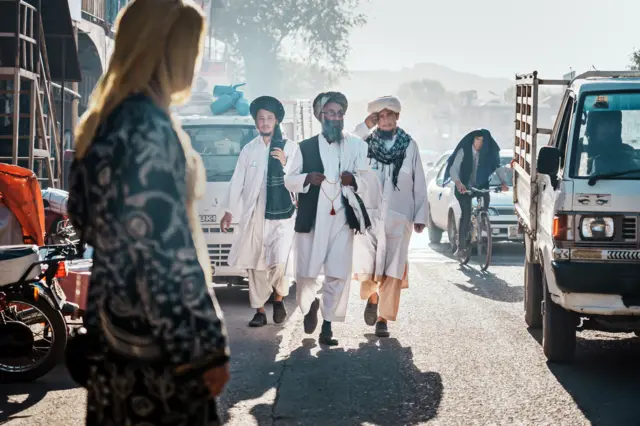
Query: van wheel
427 209 443 244
524 260 543 328
542 273 577 363
447 211 457 253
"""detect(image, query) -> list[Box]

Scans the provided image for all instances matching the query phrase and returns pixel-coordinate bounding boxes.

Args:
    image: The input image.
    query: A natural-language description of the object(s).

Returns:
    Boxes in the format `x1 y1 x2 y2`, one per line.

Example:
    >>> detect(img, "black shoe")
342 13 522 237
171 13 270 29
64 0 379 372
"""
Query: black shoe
375 321 390 338
303 298 320 334
364 297 378 326
249 312 267 327
319 332 338 346
272 301 287 325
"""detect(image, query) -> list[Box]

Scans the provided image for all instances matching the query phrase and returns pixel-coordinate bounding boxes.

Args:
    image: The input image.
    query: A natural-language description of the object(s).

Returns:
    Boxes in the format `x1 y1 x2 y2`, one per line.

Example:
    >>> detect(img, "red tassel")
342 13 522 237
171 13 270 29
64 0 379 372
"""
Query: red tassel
330 205 336 215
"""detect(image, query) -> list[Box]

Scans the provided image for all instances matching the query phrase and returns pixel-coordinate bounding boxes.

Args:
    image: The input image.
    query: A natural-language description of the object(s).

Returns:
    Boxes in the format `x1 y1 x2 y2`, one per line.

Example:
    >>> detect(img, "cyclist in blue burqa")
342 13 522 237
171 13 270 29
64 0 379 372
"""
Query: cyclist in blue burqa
442 129 509 260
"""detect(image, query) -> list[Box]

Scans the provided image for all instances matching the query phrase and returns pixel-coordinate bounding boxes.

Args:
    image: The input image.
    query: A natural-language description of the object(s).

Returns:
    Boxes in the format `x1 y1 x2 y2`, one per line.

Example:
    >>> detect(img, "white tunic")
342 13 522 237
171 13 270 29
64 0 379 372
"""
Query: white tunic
221 136 298 271
285 132 370 281
353 123 428 280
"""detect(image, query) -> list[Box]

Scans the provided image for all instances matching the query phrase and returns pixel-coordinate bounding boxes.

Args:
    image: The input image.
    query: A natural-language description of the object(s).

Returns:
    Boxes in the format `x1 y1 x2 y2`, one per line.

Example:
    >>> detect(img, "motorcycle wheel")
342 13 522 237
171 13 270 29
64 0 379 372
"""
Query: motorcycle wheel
0 294 68 383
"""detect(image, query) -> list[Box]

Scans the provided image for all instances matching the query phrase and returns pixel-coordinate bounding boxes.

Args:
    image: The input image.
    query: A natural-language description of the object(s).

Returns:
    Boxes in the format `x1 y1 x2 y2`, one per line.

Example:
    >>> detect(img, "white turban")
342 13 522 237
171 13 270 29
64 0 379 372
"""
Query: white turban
367 95 402 115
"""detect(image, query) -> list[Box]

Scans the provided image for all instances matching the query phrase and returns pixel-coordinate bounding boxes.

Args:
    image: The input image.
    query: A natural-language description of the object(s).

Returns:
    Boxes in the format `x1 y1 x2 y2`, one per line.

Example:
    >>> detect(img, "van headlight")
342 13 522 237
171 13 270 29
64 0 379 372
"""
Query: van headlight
580 216 614 240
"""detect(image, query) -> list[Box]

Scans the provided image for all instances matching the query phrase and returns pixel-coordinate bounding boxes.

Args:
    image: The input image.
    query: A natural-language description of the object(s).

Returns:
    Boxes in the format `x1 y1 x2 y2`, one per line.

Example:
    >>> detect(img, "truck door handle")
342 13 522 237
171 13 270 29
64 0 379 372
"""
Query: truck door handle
439 193 443 200
542 183 547 191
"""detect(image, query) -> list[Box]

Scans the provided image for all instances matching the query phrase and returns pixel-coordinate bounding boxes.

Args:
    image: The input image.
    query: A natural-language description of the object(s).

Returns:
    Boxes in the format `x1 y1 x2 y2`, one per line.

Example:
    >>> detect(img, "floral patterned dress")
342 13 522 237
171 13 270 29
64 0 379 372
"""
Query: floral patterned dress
68 94 229 426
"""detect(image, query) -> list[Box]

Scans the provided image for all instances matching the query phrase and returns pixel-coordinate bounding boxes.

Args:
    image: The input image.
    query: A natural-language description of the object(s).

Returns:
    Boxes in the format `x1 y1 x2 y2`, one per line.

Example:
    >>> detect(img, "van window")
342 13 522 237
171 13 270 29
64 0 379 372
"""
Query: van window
571 92 640 178
184 125 258 182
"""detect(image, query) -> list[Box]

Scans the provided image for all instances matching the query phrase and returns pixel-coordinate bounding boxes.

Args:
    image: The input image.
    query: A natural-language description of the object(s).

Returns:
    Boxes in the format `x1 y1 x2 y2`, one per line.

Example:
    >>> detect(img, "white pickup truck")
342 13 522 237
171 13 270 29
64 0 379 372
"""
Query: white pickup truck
513 71 640 362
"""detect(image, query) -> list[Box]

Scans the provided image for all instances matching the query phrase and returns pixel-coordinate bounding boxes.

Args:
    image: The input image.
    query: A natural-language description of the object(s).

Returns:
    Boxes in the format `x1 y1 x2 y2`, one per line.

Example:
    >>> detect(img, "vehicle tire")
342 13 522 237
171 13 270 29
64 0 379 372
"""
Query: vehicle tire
427 209 443 244
477 212 492 271
542 274 577 363
524 260 543 328
0 294 68 383
447 210 457 253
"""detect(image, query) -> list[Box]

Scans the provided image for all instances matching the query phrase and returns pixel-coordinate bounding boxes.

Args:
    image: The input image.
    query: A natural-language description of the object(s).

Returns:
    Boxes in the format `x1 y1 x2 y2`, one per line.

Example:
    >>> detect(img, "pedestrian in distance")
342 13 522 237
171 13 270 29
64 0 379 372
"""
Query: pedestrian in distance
220 95 298 327
285 91 373 346
353 95 428 338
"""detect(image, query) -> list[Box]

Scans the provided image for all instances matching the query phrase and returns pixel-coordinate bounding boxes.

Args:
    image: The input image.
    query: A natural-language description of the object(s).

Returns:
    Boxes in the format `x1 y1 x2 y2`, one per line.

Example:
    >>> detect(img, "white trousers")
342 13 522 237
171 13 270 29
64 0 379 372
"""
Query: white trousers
296 276 350 322
248 264 289 309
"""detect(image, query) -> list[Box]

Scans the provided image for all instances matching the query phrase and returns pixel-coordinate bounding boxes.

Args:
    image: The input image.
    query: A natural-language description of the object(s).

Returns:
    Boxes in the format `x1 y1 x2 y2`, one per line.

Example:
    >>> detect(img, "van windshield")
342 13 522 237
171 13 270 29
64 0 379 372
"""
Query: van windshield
183 125 258 182
571 92 640 178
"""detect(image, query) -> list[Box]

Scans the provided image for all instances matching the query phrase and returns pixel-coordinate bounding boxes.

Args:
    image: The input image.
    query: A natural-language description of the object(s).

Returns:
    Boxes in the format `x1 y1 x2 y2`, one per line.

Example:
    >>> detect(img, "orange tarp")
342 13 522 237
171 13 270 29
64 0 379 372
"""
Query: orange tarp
0 163 45 246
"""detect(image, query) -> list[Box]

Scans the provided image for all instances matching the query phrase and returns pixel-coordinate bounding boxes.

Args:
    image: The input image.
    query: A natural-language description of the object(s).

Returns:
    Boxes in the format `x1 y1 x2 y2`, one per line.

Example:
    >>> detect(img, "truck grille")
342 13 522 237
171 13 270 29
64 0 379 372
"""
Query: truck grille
623 217 637 241
208 244 232 267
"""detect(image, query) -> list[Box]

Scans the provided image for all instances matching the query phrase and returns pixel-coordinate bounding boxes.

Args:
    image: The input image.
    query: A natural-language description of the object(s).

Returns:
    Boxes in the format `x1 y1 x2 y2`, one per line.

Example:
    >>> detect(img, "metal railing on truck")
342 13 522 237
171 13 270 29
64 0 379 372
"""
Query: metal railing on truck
513 71 569 238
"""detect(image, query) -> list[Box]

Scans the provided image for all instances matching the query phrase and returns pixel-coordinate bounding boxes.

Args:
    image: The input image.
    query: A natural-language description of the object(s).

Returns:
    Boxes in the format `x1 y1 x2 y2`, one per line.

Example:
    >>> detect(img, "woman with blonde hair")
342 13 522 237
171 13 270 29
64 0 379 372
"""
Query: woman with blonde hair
66 0 230 424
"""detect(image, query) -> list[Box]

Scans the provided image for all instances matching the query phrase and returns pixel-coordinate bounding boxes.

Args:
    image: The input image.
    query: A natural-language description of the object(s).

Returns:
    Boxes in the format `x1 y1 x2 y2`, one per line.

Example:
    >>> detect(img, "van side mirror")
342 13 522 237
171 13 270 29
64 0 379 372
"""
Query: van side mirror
537 146 560 176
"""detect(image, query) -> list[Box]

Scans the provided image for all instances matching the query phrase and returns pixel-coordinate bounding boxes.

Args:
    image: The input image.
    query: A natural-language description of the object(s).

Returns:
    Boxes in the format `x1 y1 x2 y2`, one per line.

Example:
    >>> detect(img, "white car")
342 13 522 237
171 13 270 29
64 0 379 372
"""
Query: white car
426 150 520 247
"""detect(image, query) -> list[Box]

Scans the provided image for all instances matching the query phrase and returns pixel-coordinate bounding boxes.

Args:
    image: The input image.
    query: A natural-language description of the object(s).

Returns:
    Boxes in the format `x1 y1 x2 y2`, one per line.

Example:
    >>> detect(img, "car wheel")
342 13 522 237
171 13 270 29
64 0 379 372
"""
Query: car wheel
524 260 543 328
542 273 577 363
427 208 443 244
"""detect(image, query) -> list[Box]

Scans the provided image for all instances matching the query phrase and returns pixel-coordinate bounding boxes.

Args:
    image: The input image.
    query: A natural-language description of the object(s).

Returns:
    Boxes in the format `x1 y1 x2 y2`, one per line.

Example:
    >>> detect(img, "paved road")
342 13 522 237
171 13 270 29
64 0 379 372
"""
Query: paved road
2 234 640 425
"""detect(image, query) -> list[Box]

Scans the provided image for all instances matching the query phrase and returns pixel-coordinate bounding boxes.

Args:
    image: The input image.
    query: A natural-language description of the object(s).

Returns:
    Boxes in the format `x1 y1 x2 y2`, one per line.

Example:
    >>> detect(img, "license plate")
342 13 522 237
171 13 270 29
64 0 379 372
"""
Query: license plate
508 225 523 239
199 214 217 223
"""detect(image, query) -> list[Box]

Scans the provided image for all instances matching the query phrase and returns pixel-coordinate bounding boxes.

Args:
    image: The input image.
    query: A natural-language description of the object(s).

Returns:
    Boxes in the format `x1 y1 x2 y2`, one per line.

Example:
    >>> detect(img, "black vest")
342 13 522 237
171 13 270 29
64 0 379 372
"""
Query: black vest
294 136 323 233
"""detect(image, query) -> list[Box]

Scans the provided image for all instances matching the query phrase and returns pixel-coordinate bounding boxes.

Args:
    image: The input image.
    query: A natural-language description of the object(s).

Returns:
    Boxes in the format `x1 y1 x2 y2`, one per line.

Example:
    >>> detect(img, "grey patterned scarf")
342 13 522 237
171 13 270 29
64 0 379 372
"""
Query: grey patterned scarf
365 127 412 189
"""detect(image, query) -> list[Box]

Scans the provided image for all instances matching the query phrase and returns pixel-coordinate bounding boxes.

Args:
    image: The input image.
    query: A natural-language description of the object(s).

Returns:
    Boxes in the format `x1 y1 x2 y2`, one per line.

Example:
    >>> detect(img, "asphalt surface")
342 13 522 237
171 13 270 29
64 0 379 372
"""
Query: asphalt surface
2 234 640 425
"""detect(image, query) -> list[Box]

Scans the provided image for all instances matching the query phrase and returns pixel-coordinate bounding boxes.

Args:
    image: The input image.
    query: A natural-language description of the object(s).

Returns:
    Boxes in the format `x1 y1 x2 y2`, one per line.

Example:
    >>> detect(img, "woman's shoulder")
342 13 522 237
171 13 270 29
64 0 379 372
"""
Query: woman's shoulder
103 94 179 158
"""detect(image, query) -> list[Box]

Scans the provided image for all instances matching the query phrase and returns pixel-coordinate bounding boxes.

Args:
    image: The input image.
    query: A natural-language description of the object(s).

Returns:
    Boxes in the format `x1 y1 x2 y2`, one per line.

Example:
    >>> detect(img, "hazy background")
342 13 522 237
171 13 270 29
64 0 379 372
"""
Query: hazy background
207 0 640 157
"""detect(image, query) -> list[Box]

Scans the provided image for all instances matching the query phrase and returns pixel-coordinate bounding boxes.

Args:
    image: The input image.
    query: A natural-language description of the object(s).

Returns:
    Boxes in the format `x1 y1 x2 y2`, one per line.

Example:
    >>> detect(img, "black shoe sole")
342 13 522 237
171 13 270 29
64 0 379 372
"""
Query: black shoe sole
273 302 287 325
375 322 390 337
319 333 338 346
304 299 320 334
364 300 378 326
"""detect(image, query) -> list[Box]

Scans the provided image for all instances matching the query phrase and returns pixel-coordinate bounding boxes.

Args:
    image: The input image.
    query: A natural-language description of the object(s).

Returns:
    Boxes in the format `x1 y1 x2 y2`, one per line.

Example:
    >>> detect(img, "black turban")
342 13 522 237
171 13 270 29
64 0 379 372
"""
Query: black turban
250 96 285 122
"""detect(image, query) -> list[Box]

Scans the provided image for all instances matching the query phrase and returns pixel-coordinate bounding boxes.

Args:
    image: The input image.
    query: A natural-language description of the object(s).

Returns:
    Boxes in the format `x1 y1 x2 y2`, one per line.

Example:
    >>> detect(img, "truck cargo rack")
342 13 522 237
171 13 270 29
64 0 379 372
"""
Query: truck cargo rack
513 71 570 240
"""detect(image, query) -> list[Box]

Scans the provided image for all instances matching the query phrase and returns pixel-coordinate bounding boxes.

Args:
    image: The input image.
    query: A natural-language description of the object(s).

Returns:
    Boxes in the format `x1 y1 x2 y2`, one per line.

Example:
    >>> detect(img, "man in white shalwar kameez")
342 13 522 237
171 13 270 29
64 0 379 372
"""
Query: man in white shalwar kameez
353 95 428 337
221 96 298 327
285 91 371 346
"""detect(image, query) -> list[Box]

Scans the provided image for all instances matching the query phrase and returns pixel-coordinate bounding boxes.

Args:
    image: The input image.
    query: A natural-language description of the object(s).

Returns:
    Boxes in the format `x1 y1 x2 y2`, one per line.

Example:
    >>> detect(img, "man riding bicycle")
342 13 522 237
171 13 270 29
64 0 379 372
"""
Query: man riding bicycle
443 129 509 260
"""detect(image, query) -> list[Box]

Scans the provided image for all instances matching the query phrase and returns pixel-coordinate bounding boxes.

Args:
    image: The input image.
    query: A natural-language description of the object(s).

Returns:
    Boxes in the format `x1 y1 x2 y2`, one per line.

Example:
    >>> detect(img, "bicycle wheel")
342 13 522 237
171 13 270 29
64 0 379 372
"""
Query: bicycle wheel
476 212 492 271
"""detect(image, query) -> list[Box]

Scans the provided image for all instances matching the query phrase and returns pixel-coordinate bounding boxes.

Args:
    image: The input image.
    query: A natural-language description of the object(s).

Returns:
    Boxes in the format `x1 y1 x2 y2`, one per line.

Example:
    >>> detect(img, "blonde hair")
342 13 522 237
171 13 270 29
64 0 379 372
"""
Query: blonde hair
74 0 206 158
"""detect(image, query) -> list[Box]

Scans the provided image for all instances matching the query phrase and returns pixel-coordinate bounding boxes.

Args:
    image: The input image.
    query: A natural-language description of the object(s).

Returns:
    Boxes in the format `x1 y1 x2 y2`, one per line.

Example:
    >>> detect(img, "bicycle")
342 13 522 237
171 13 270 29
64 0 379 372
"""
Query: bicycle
458 187 495 271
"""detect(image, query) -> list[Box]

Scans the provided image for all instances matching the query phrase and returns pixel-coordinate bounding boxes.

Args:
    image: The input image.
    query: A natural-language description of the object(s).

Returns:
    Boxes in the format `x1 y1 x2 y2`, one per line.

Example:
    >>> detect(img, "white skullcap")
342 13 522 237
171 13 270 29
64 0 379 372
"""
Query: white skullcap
367 95 402 114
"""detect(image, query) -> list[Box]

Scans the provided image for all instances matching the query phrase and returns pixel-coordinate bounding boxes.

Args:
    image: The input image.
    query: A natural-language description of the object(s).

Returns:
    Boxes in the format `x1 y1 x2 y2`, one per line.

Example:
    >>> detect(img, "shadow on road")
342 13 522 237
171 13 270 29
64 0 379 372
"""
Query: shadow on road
453 264 523 303
249 336 443 425
428 241 525 266
528 328 640 425
0 365 79 423
214 282 299 424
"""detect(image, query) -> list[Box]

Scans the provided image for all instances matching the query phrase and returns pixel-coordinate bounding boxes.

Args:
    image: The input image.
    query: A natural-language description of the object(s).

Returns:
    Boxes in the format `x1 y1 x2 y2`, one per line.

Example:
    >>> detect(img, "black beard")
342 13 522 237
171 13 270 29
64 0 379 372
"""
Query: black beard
377 129 395 140
322 119 344 143
260 131 273 137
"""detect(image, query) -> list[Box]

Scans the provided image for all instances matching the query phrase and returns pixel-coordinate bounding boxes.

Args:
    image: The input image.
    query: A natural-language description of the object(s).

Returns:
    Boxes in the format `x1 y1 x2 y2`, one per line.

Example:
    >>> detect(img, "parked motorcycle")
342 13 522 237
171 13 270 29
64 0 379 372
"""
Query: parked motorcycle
42 188 78 245
0 243 80 383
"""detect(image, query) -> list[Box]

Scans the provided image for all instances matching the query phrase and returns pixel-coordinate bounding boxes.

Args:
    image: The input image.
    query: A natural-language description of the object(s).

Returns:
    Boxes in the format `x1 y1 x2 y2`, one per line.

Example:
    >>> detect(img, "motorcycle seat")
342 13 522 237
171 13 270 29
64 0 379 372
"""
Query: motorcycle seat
0 245 41 286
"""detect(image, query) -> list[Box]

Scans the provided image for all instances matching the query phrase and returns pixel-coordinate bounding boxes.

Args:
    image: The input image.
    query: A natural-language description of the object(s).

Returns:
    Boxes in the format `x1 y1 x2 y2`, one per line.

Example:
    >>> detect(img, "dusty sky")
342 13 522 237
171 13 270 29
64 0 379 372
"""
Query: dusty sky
347 0 639 78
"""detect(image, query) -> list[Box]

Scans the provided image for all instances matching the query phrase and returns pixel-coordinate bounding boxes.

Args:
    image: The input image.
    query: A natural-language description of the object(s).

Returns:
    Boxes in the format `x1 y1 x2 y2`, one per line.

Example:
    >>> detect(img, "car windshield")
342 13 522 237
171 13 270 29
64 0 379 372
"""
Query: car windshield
489 156 514 187
183 124 258 182
571 92 640 178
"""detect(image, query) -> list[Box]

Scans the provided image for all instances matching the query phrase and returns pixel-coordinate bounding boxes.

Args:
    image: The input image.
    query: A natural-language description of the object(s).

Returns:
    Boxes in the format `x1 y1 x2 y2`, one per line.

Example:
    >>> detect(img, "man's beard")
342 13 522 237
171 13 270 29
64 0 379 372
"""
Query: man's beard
322 119 344 143
377 128 395 140
260 130 273 137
